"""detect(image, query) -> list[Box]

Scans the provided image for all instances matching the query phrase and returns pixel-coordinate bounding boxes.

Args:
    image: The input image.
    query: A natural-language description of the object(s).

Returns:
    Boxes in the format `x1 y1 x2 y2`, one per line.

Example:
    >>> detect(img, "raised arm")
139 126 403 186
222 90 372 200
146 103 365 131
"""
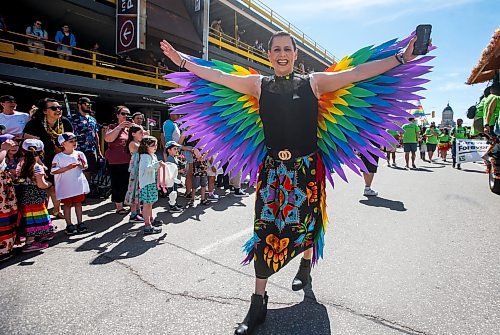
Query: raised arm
160 40 261 98
310 38 418 97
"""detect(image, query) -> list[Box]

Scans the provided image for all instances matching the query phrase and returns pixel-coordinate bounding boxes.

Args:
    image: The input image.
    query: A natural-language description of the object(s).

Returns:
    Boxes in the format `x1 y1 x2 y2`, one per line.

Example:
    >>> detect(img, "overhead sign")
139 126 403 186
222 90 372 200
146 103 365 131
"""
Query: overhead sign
116 0 145 54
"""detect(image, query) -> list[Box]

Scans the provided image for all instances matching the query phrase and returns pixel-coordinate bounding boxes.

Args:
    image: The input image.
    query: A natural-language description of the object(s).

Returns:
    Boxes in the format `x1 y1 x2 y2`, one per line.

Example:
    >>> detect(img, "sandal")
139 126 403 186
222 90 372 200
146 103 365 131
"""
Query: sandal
52 212 65 220
116 208 130 215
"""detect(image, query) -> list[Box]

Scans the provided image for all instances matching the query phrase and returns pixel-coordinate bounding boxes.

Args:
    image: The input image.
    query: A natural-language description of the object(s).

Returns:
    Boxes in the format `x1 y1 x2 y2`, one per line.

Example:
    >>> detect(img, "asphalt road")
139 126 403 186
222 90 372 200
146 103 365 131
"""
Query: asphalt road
1 151 499 335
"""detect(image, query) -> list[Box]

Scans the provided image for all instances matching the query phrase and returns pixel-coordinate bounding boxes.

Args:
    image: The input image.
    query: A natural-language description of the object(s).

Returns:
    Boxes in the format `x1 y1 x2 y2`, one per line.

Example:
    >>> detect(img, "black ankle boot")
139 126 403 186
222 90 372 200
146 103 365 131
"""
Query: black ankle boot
234 292 268 335
292 258 311 291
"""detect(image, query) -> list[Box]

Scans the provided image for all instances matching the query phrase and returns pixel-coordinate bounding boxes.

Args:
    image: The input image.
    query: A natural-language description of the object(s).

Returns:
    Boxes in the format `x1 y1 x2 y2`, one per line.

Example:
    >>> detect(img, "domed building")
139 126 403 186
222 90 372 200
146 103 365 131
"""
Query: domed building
440 103 456 128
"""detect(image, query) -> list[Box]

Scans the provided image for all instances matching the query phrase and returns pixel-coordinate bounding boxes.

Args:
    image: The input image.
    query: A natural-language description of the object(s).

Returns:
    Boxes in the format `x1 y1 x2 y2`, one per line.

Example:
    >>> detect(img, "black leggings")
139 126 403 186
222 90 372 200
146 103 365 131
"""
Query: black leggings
108 163 130 203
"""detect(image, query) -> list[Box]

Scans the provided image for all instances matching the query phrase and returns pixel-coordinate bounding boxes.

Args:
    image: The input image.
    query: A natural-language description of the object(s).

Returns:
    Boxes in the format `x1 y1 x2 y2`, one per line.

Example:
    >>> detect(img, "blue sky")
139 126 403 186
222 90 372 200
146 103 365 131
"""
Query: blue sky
264 0 499 123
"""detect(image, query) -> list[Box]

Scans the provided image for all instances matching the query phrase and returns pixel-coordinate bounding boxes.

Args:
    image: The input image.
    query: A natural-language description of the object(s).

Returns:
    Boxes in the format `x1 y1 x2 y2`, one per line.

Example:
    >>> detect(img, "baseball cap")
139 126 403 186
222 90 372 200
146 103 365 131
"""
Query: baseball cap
22 138 44 152
0 134 15 143
0 95 15 103
165 140 182 149
77 97 91 104
58 132 77 145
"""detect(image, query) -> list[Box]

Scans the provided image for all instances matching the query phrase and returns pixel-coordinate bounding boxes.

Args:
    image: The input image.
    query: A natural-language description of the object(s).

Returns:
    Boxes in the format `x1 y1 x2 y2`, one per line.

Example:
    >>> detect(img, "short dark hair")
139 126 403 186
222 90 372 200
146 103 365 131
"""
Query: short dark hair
268 31 297 51
490 82 500 94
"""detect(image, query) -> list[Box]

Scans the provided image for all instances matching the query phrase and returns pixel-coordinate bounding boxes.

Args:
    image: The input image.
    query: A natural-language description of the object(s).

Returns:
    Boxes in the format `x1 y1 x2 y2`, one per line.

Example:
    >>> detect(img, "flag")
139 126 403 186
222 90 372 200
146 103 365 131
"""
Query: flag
410 100 425 117
147 118 157 127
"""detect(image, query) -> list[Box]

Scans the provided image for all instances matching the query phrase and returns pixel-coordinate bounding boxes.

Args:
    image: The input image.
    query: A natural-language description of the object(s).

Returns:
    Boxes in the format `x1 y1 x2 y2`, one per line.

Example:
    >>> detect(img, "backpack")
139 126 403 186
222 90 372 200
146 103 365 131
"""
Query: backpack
466 105 476 119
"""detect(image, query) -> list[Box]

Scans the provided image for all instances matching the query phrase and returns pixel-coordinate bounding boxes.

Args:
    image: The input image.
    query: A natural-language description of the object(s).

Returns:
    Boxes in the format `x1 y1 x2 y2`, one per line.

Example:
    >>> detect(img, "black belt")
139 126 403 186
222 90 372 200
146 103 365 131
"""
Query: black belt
267 148 316 161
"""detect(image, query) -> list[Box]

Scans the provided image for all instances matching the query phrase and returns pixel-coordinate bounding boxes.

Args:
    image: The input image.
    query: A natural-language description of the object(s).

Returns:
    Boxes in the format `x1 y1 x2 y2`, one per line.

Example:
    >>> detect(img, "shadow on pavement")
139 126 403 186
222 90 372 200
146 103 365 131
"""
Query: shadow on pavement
359 196 407 211
412 167 433 172
256 282 331 335
461 169 487 174
155 187 255 225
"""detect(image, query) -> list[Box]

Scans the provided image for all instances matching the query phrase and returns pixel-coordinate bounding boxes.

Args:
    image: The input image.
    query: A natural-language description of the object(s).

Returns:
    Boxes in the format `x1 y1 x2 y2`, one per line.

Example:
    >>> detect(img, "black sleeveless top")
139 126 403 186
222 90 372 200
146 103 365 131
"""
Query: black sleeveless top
259 74 318 155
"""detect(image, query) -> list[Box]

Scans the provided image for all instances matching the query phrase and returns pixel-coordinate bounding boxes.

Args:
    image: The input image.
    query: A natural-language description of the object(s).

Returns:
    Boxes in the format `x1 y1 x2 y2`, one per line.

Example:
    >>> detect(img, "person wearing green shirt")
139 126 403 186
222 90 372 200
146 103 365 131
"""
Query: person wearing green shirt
438 128 451 162
424 122 440 162
471 87 490 137
451 118 468 169
401 117 420 169
484 83 500 134
386 129 399 166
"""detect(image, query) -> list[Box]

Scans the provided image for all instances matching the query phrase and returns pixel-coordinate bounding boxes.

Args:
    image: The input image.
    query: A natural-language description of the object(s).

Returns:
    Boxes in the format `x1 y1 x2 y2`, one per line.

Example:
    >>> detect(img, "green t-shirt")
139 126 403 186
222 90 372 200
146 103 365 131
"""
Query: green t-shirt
451 126 467 141
401 123 419 143
439 134 450 143
387 130 399 148
425 128 440 144
483 94 500 126
475 97 487 118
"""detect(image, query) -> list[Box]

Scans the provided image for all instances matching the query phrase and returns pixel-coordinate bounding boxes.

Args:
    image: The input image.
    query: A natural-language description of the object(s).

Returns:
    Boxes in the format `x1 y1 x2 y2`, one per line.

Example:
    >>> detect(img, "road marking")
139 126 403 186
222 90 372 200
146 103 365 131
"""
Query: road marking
196 226 254 255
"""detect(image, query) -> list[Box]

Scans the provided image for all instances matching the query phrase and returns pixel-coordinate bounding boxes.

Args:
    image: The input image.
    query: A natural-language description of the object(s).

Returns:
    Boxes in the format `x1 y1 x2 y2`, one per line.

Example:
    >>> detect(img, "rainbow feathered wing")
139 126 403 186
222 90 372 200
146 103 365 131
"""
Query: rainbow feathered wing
165 34 434 186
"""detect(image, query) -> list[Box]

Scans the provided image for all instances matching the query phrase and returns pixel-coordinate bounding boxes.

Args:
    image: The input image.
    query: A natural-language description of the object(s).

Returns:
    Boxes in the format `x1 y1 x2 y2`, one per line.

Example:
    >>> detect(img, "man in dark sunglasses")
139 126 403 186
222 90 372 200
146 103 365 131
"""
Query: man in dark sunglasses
0 95 30 138
69 97 102 181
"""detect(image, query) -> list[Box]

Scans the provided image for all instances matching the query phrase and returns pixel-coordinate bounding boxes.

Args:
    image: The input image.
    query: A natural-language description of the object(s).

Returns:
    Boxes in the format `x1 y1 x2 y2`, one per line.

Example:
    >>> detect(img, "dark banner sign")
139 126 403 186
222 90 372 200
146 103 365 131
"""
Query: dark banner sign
116 0 145 54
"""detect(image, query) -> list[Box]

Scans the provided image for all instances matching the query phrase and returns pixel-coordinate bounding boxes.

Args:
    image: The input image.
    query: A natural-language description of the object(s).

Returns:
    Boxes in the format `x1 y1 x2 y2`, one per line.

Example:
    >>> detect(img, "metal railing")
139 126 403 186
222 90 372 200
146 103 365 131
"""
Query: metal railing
0 30 175 89
237 0 337 63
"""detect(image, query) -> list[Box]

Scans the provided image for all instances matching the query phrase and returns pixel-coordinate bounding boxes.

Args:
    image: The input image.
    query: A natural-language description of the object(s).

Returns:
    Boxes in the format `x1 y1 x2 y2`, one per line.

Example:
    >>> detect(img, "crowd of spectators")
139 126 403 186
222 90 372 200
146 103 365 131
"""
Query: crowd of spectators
0 94 249 261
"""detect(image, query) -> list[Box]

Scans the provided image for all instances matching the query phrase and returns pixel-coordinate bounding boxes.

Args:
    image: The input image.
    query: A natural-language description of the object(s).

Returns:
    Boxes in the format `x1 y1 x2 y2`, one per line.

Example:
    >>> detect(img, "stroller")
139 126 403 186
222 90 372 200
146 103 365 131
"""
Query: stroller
88 158 112 199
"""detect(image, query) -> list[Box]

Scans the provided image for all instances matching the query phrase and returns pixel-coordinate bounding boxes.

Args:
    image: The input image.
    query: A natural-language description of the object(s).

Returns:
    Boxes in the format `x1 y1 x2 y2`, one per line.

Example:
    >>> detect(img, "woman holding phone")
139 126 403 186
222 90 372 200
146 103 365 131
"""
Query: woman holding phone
104 105 132 214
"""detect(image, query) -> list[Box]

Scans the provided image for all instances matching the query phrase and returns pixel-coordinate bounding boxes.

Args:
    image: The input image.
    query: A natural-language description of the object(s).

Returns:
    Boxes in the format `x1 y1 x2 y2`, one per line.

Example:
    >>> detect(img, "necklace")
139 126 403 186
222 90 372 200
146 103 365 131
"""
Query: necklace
44 117 64 138
274 72 294 81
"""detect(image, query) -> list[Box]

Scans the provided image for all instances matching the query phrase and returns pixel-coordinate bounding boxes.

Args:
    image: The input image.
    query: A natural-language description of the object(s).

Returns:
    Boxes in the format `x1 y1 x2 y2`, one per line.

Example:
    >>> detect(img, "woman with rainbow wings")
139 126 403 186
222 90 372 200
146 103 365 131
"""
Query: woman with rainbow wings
160 30 433 335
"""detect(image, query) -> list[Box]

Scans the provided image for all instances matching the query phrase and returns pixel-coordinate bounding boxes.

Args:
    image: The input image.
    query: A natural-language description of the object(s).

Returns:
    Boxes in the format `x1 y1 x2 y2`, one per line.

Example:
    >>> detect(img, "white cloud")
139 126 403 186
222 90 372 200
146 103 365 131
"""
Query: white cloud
436 82 468 92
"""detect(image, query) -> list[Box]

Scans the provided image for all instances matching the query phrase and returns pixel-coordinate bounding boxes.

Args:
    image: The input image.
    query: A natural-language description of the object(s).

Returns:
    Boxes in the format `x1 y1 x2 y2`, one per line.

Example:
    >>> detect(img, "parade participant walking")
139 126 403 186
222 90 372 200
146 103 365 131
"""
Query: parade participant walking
161 29 431 334
0 95 30 138
23 98 74 219
69 97 102 182
51 133 90 235
471 87 490 137
438 128 451 162
424 122 440 162
0 135 18 261
16 139 54 253
401 117 420 168
124 124 146 222
138 136 164 234
451 119 468 169
104 106 132 214
484 83 500 134
386 129 399 166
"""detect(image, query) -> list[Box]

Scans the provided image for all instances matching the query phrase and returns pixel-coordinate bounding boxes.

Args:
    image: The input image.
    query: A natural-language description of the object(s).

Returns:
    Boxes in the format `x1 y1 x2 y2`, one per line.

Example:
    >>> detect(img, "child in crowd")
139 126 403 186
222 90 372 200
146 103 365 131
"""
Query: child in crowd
164 140 183 213
16 139 54 252
0 135 19 261
138 136 164 235
5 138 21 176
51 133 90 235
206 157 219 201
124 124 145 223
189 150 209 207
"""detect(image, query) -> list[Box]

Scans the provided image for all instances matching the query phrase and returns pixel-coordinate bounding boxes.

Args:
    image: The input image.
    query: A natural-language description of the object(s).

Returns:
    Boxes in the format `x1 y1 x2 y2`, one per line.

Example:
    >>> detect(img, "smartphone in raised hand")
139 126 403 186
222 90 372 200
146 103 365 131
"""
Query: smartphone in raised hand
413 24 432 55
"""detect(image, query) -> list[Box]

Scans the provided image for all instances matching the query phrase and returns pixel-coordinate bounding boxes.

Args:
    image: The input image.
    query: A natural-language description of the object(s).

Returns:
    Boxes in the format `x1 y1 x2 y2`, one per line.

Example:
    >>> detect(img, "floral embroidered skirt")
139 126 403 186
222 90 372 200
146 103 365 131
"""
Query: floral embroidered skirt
124 153 140 206
243 153 327 279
